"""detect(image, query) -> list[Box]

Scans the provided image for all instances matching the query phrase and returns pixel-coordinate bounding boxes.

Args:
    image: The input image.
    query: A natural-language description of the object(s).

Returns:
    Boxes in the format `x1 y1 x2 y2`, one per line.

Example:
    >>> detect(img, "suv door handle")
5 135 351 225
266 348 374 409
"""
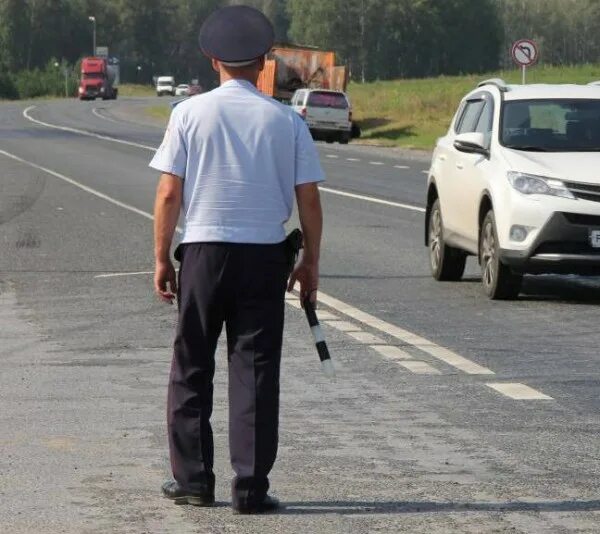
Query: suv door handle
456 163 464 170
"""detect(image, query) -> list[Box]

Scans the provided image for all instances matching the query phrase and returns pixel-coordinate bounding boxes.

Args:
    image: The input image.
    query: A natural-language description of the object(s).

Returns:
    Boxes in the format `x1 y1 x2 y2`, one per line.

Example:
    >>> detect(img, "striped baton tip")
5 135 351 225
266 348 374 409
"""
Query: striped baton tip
303 298 336 378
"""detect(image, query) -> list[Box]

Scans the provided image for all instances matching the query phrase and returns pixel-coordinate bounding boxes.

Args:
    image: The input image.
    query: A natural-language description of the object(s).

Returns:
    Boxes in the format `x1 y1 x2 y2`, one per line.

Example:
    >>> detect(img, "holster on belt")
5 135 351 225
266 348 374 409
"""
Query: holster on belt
285 228 303 277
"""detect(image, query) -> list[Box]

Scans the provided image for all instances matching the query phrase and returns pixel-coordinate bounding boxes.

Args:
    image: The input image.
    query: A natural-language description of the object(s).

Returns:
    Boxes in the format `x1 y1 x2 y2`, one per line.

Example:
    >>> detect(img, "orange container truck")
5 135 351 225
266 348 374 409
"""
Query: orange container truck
257 45 348 101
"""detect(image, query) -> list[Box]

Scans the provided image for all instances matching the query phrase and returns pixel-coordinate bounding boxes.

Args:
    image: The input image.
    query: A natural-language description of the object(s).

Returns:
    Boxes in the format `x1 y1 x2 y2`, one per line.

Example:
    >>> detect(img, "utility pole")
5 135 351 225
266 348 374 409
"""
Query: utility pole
88 16 96 55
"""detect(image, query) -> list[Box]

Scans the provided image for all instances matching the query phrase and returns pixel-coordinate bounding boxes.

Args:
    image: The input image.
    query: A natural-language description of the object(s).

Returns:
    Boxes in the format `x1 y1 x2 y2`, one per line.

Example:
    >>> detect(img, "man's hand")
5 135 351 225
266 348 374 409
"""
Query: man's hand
288 259 319 305
154 259 177 304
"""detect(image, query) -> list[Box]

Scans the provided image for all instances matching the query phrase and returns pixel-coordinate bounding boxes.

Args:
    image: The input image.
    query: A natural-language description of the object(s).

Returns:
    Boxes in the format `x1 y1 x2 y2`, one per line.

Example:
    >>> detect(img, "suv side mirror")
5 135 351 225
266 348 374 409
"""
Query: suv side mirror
454 132 489 157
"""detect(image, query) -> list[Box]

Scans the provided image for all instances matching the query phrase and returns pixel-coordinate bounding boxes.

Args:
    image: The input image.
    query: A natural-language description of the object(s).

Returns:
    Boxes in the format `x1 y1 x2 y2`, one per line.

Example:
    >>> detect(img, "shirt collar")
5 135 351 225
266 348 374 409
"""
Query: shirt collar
220 79 258 91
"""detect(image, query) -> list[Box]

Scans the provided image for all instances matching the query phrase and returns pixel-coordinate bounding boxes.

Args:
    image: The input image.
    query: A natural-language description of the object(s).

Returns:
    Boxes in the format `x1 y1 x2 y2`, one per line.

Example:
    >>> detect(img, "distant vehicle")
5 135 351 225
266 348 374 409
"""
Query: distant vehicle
188 84 203 96
156 76 175 96
175 84 190 96
78 57 118 100
291 89 352 144
257 45 348 102
426 79 600 299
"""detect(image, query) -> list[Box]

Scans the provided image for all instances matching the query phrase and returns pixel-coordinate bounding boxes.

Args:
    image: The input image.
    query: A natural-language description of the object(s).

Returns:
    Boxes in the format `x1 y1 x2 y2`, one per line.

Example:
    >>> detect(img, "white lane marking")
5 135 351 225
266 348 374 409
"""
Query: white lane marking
0 148 491 382
95 271 154 279
394 165 410 169
326 154 339 159
313 310 339 321
369 161 385 166
370 345 413 360
318 186 425 213
23 106 427 215
487 383 553 400
346 331 386 344
315 291 494 375
323 320 362 332
421 170 430 175
92 107 120 124
346 158 360 162
398 361 441 375
0 149 155 222
23 106 156 151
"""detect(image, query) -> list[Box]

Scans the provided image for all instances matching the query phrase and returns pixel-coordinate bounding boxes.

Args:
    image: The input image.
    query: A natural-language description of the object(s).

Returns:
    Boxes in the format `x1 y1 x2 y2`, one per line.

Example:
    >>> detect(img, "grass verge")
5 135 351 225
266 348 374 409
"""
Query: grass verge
118 84 156 97
348 64 600 149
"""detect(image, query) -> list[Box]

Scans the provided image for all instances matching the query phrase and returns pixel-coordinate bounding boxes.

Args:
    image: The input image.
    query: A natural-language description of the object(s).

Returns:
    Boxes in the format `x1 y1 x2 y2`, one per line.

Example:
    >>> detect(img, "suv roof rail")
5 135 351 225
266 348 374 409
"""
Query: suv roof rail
477 78 509 92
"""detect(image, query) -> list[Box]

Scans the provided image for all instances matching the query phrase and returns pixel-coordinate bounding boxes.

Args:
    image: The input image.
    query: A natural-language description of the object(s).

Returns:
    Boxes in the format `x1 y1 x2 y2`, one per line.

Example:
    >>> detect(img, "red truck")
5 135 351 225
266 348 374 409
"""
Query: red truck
78 57 118 100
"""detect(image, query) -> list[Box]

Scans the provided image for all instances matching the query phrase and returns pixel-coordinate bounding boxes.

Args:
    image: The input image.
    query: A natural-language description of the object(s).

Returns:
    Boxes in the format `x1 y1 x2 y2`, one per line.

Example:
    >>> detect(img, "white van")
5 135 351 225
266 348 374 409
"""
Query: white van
156 76 175 97
291 89 352 144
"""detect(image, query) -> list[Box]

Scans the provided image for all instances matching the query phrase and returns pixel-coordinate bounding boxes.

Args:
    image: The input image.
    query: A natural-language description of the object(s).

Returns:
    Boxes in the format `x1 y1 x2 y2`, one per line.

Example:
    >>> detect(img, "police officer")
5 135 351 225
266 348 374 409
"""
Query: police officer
150 5 324 514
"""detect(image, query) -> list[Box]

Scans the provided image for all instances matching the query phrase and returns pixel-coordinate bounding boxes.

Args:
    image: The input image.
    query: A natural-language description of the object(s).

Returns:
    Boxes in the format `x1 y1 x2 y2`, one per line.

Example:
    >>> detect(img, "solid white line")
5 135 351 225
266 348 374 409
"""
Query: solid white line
22 107 427 215
487 383 553 400
318 186 426 213
394 165 410 169
369 161 385 166
0 149 155 221
92 107 120 124
94 271 154 279
315 291 495 375
23 106 156 151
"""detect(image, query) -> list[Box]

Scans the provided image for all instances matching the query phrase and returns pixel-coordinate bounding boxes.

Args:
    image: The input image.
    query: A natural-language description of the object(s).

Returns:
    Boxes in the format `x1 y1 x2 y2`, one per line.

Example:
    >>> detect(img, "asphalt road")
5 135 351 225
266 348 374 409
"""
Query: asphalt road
1 96 599 534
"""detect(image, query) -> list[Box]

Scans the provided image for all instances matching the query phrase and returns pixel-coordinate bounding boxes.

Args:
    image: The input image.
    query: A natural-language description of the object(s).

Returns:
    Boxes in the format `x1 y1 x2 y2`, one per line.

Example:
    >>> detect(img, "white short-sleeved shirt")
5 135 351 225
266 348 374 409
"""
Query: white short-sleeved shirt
149 79 325 244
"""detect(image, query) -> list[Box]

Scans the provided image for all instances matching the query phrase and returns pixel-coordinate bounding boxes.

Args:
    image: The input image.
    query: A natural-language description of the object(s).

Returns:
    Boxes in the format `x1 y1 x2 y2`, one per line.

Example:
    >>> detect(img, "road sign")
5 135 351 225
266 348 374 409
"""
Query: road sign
512 39 538 84
95 46 109 58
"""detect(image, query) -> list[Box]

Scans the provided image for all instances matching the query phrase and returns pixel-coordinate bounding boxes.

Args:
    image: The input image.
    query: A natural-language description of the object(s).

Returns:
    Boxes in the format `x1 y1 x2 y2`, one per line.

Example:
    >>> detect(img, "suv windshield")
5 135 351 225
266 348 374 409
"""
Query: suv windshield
157 81 172 86
501 99 600 151
307 91 348 109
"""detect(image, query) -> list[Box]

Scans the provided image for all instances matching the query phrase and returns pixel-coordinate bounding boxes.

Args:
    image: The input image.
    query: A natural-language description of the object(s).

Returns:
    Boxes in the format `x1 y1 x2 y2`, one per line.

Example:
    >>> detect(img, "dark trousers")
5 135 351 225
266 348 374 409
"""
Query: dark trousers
168 241 288 504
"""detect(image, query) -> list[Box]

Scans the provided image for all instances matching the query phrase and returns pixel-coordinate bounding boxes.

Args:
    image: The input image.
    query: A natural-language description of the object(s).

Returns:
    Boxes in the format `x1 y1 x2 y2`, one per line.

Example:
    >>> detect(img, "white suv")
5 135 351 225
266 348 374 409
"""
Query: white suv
426 79 600 299
291 89 352 144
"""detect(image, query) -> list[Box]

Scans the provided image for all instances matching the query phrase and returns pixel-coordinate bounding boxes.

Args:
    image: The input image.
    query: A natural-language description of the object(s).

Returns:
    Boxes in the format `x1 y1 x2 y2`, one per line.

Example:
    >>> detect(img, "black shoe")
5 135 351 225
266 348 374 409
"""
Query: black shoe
161 481 215 507
233 494 280 515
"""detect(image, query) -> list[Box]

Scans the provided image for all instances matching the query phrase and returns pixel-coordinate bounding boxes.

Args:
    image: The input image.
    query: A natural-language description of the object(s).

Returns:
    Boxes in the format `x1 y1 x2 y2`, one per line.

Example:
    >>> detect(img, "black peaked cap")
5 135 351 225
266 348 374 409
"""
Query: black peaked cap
199 5 275 63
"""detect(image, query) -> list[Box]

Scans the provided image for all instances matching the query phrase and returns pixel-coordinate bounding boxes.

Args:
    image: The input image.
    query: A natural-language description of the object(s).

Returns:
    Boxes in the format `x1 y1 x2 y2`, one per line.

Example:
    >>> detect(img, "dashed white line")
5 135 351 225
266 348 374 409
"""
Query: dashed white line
370 345 413 361
315 291 495 375
421 170 430 175
318 186 425 213
487 383 553 400
326 154 339 159
346 331 386 344
346 158 360 162
398 361 441 375
369 161 385 166
394 165 410 169
95 271 154 279
323 320 362 332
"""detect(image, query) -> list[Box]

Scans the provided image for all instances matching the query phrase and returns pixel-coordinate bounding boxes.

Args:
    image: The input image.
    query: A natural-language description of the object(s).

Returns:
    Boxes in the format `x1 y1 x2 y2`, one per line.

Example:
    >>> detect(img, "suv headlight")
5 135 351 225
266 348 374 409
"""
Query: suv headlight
507 172 575 199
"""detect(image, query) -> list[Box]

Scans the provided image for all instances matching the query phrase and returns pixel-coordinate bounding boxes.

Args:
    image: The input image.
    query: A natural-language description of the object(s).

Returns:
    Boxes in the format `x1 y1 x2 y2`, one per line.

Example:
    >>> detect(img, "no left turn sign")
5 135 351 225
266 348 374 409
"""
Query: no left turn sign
512 39 539 67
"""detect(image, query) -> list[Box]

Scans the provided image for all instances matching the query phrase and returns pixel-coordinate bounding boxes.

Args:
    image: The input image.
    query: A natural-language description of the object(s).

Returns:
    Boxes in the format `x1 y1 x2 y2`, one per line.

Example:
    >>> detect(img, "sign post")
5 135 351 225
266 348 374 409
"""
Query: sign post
511 39 539 84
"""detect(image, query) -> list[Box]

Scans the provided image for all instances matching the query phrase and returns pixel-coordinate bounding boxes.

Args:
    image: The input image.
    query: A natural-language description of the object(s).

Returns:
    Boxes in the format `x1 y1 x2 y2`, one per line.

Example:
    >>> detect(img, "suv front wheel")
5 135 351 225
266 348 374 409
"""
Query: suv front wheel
480 210 522 299
428 199 467 281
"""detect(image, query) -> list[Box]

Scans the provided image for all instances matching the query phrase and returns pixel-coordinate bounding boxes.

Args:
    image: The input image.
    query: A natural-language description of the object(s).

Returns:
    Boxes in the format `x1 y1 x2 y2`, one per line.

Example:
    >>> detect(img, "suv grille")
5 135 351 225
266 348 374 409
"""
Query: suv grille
562 213 600 226
564 181 600 203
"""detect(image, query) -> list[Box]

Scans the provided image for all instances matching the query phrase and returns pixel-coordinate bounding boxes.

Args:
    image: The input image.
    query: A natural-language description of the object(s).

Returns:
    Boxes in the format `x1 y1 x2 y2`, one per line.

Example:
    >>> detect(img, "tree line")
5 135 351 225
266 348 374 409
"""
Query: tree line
1 0 600 97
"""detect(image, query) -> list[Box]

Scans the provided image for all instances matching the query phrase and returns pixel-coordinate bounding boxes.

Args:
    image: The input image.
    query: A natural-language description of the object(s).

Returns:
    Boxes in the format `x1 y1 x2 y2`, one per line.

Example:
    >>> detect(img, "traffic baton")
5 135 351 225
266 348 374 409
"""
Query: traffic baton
303 297 335 378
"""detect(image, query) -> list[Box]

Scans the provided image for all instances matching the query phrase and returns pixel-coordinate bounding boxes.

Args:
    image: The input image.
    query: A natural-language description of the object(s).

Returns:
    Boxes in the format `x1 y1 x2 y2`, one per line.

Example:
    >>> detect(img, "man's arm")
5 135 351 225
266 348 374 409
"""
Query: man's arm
288 182 323 304
153 173 183 304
